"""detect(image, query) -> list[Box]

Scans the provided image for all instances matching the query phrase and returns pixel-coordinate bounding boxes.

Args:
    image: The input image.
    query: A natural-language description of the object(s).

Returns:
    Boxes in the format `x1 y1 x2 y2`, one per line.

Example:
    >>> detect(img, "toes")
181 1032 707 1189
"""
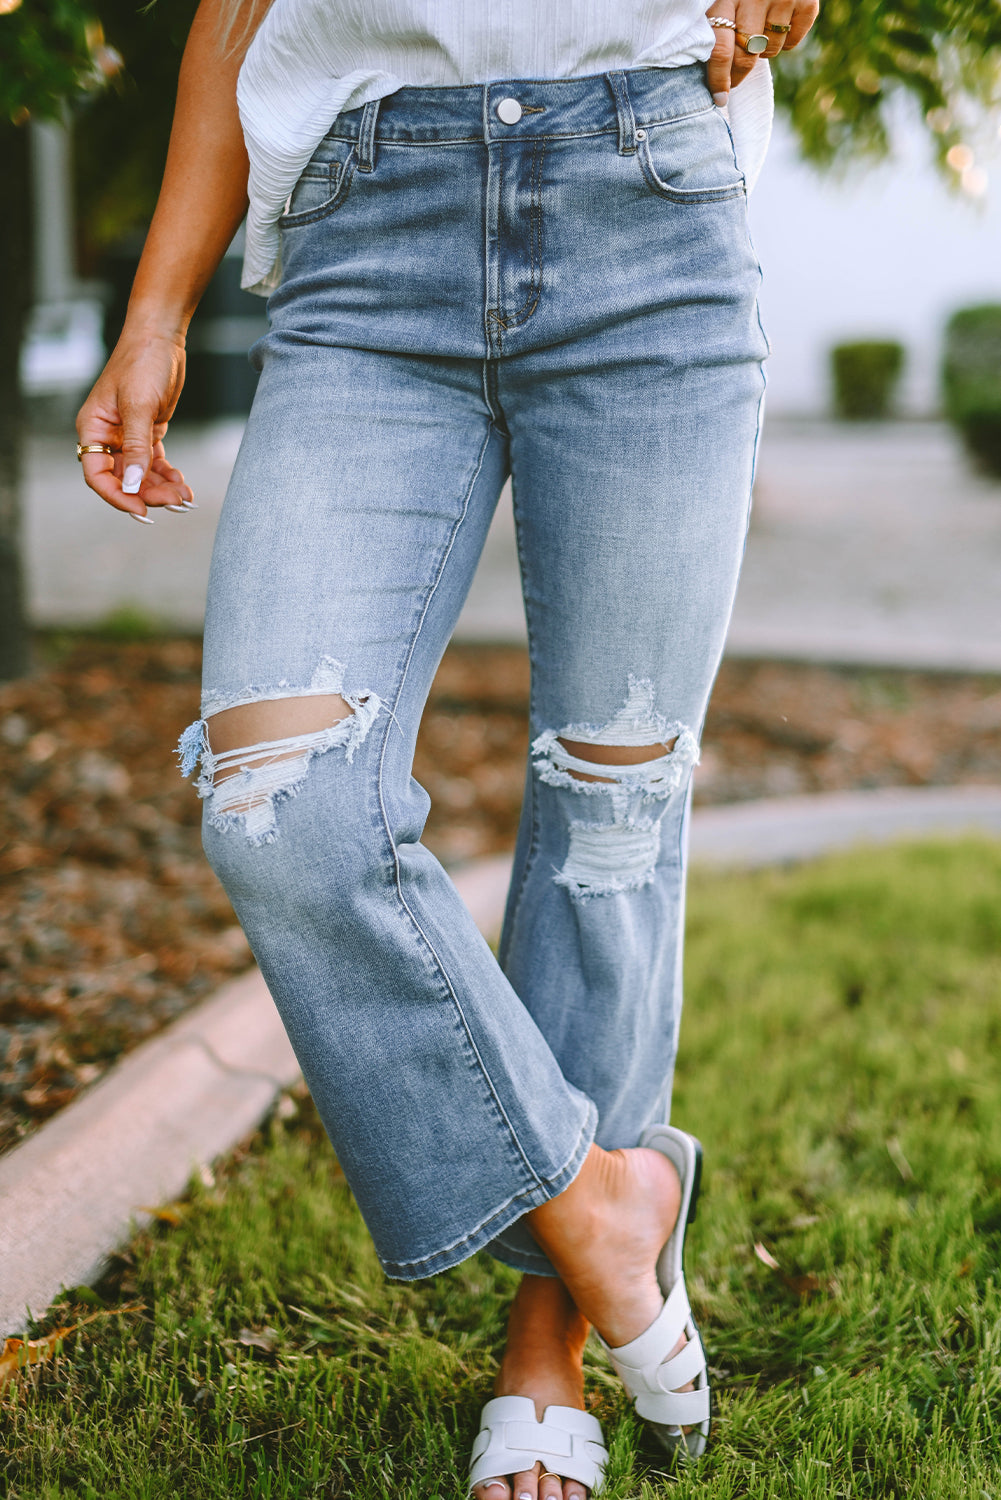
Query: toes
511 1466 539 1500
563 1484 588 1500
473 1482 511 1500
538 1473 564 1500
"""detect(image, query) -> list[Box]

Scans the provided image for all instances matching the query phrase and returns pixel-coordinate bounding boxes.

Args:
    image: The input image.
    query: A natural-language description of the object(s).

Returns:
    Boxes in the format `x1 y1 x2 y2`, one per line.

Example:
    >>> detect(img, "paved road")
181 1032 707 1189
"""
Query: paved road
27 418 1001 671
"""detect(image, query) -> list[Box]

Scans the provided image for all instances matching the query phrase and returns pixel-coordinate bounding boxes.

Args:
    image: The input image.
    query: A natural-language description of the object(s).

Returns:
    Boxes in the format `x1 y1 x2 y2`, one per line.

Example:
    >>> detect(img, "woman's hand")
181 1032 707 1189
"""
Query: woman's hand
705 0 820 106
76 328 193 521
75 0 265 521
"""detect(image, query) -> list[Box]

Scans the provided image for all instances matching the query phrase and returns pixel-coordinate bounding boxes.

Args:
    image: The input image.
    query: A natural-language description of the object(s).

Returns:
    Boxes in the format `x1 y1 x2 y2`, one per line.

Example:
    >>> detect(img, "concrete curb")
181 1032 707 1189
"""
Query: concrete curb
688 783 1001 867
0 967 299 1336
3 785 1000 1333
0 862 501 1334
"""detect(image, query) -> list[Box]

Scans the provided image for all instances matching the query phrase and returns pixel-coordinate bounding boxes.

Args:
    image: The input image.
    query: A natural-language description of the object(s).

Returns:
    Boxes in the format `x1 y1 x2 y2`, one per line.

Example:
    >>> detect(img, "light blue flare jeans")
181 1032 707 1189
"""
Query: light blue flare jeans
180 65 768 1281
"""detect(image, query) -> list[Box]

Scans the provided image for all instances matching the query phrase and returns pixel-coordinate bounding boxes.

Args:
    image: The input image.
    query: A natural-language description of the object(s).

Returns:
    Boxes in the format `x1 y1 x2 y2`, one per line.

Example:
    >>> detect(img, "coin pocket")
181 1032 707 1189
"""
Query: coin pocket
637 108 746 204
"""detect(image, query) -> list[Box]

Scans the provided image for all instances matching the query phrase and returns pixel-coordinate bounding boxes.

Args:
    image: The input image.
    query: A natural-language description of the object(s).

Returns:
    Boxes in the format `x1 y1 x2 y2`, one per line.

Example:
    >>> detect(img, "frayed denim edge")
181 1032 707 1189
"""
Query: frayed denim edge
378 1098 598 1282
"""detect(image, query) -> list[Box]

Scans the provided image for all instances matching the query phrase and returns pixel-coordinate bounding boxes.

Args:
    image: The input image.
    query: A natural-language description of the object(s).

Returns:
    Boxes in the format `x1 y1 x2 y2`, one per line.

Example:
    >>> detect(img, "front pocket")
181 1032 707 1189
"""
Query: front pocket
280 144 358 228
637 108 746 204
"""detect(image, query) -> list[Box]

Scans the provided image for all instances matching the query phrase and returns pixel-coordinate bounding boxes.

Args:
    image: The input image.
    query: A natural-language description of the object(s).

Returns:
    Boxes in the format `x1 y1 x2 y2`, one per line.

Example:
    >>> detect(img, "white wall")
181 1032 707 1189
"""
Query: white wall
748 105 1001 415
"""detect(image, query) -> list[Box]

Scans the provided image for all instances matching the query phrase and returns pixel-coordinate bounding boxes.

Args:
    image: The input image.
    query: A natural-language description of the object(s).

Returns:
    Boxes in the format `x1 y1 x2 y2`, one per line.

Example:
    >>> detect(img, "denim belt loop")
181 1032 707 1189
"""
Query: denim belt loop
357 98 381 173
606 71 638 155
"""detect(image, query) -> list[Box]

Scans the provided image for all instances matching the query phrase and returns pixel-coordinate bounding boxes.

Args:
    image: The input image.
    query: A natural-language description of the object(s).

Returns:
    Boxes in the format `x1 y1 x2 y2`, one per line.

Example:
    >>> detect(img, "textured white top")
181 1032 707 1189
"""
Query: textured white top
237 0 774 295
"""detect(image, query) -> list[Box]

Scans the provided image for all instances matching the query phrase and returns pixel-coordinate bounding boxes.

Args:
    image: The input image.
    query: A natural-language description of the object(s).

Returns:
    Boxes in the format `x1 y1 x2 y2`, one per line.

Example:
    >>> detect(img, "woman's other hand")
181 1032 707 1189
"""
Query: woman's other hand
705 0 820 107
77 329 193 521
75 0 270 521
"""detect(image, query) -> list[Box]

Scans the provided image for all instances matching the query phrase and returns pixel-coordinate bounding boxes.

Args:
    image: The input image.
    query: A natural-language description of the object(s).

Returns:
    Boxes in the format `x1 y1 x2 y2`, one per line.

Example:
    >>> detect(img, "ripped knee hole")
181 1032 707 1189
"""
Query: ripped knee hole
206 695 356 783
556 734 679 784
177 657 381 845
532 676 701 897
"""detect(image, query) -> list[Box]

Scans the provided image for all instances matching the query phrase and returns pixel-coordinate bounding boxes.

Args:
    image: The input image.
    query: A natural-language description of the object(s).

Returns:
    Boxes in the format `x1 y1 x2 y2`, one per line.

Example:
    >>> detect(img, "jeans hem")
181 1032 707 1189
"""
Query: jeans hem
378 1099 597 1281
487 1240 561 1277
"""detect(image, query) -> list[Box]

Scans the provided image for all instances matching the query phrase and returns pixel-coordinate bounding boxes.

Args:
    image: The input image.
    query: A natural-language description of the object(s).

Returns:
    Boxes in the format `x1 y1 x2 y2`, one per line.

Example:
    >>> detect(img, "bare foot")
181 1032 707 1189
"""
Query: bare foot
527 1145 694 1420
471 1275 591 1500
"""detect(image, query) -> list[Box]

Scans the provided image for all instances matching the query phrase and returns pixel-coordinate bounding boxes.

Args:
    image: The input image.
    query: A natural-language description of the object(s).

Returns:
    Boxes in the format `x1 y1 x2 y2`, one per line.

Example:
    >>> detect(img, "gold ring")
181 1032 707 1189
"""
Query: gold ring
766 21 792 31
77 443 115 461
539 1475 562 1482
736 29 769 52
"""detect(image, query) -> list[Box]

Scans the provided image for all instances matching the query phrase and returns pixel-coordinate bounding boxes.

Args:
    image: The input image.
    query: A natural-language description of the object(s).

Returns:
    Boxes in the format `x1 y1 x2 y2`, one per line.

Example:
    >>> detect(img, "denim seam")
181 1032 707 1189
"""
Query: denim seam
487 137 546 334
325 112 714 146
480 360 506 428
380 1097 597 1277
484 121 502 357
373 424 547 1195
487 135 506 351
489 1236 560 1276
496 472 543 967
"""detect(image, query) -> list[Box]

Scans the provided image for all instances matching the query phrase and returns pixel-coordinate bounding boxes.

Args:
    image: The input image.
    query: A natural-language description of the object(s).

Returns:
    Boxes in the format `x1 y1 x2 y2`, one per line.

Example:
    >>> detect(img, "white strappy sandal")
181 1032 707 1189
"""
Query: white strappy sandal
468 1395 609 1495
598 1124 711 1460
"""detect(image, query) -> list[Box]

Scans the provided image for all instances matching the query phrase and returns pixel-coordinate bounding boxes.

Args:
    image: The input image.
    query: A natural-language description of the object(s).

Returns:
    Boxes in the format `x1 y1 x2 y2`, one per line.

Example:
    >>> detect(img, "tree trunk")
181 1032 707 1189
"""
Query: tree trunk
0 120 32 680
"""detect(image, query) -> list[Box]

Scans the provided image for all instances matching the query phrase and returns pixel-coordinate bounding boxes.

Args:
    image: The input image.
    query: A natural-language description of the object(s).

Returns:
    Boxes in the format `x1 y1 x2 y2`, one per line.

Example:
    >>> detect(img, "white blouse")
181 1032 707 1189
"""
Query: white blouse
237 0 773 295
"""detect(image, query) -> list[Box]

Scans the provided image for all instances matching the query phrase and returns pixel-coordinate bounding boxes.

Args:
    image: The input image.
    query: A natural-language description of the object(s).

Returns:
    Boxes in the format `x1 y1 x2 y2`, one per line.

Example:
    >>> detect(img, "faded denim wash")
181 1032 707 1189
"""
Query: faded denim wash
180 66 768 1280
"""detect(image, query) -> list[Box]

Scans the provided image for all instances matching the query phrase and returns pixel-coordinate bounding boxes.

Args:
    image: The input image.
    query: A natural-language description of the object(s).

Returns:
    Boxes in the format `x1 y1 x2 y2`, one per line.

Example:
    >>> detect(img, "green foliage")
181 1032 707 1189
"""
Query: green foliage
774 0 1001 171
830 340 906 420
73 0 199 254
4 838 1001 1497
0 0 95 123
942 305 1001 476
94 602 162 640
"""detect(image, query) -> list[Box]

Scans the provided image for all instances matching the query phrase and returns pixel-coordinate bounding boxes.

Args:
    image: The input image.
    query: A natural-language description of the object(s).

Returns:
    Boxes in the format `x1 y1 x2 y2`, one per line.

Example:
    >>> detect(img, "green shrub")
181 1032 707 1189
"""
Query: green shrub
95 602 160 640
942 303 1001 477
830 339 905 419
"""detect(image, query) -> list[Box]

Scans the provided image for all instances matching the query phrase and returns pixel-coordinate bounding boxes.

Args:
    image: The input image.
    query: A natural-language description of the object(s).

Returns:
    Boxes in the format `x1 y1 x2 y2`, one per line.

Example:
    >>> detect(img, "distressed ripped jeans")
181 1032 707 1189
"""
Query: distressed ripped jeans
180 66 768 1280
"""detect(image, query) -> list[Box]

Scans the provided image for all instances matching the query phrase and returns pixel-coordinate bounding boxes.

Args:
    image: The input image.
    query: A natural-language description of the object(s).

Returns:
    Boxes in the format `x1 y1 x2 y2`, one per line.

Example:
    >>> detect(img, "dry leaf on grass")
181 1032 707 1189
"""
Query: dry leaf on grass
238 1326 279 1353
886 1136 915 1181
0 1326 75 1388
0 1305 142 1391
782 1271 826 1296
753 1241 837 1298
137 1201 189 1226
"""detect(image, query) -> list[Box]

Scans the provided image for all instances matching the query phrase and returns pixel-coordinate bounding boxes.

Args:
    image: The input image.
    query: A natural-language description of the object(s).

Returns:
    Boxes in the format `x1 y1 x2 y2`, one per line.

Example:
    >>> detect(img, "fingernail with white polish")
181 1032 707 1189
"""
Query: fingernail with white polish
182 500 199 510
713 91 729 107
122 465 144 494
129 512 154 525
165 504 187 512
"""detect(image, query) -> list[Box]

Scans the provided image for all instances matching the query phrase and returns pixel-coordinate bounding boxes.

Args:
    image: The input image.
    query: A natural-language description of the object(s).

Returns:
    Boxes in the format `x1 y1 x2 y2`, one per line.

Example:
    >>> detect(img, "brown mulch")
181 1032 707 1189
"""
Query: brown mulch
1 634 999 1157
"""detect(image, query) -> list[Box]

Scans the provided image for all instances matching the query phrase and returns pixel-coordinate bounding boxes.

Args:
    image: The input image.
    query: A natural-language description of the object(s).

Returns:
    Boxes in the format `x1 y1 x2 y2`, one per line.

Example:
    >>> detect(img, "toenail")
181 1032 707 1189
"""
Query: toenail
517 1492 532 1500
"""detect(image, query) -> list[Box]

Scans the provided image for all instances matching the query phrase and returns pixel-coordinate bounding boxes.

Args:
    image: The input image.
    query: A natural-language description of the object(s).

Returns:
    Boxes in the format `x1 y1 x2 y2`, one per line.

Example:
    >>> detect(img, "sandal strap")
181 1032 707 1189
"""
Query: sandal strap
654 1332 707 1391
605 1277 691 1371
635 1384 711 1426
468 1397 608 1493
601 1277 709 1426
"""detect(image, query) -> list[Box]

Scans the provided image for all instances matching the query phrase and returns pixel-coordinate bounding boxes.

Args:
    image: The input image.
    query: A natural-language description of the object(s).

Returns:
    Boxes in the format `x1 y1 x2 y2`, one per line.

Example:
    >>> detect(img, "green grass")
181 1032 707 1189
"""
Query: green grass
5 838 1001 1498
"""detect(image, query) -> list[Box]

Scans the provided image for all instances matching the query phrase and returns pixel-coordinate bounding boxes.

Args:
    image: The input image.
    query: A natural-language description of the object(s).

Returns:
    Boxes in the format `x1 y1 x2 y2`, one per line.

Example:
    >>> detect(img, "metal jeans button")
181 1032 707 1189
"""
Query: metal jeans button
496 97 523 125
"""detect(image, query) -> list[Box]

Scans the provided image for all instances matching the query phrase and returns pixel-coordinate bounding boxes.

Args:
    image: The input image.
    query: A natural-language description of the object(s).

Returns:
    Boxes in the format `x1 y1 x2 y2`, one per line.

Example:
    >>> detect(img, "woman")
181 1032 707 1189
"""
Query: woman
77 1 818 1494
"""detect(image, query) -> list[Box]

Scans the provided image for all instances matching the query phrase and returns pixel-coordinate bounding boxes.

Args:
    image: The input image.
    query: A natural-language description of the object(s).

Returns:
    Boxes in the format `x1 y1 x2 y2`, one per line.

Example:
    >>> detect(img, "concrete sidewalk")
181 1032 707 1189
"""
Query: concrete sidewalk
28 418 1001 672
4 782 1001 1336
